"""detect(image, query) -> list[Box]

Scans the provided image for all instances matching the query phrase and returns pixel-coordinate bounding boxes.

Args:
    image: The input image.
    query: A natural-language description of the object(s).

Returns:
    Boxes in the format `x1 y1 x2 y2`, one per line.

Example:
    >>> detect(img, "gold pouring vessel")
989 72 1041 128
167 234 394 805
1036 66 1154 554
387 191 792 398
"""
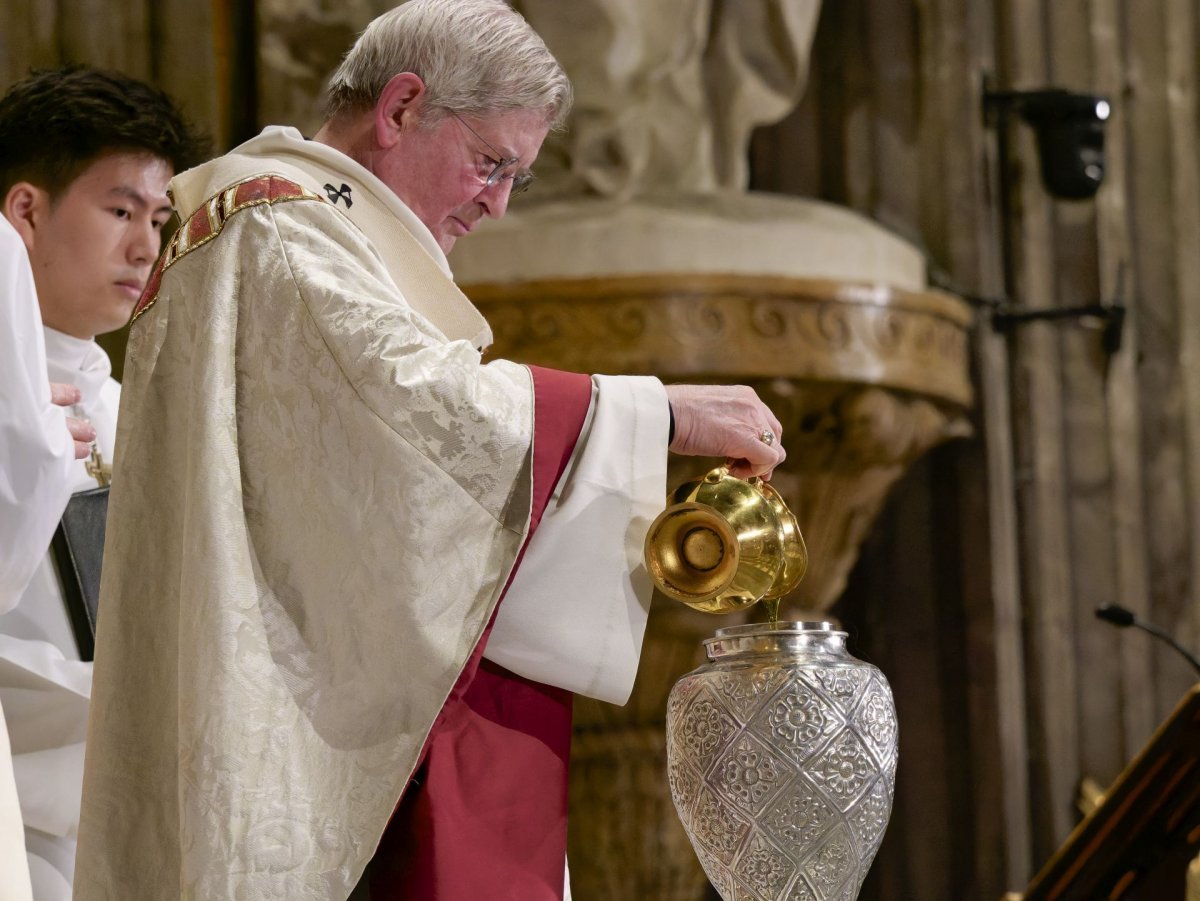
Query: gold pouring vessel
644 466 808 614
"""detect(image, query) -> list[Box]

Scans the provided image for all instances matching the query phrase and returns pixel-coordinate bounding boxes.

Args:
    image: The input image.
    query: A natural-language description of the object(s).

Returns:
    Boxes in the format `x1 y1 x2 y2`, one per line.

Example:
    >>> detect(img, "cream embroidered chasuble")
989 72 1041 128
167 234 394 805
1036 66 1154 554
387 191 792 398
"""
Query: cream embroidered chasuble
74 129 544 899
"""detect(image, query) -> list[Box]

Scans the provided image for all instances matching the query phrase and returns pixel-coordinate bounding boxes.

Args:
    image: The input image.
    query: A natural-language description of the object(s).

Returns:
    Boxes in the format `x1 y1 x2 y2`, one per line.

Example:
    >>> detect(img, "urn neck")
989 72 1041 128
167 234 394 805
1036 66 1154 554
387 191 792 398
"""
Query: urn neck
703 620 848 663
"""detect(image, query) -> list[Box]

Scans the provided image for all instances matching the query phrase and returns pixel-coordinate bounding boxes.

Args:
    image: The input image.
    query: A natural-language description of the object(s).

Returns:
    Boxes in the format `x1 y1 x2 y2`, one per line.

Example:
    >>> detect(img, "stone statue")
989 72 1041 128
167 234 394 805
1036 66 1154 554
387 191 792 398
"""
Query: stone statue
452 1 927 293
510 0 822 199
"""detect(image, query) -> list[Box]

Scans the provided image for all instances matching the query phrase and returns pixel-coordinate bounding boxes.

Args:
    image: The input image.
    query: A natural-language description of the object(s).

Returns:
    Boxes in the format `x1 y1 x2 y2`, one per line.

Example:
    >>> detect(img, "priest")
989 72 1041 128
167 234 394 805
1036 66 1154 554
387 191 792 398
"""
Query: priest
74 2 787 899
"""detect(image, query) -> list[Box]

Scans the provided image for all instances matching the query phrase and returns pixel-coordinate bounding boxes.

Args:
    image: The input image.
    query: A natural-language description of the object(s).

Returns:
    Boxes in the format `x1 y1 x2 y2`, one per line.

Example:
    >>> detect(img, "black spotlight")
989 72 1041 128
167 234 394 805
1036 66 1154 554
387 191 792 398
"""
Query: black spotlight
986 88 1111 200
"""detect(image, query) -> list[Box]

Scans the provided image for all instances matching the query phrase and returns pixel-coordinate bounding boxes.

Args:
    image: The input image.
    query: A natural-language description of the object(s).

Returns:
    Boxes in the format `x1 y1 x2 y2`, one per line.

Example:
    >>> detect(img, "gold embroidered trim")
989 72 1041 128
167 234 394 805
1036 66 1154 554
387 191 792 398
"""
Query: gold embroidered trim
131 175 326 325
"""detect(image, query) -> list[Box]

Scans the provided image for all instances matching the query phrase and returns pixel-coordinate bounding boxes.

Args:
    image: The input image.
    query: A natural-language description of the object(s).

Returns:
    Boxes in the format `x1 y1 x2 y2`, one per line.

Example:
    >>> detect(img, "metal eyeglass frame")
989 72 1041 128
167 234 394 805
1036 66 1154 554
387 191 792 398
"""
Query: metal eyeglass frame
449 110 535 195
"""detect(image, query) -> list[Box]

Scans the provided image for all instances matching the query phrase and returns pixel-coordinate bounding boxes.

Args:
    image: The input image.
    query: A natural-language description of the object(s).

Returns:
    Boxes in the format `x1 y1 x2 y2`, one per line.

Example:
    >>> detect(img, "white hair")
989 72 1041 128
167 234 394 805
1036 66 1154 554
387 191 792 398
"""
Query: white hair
324 0 572 130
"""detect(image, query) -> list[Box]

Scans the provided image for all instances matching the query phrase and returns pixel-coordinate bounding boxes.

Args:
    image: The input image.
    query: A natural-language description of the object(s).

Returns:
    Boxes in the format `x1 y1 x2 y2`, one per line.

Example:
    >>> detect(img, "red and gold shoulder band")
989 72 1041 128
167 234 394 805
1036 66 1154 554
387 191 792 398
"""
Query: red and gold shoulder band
131 175 325 324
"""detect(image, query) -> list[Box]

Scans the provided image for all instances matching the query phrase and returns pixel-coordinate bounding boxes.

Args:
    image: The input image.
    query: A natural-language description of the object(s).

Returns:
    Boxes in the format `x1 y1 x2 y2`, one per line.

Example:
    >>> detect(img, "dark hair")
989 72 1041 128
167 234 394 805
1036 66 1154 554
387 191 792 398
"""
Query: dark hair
0 66 209 198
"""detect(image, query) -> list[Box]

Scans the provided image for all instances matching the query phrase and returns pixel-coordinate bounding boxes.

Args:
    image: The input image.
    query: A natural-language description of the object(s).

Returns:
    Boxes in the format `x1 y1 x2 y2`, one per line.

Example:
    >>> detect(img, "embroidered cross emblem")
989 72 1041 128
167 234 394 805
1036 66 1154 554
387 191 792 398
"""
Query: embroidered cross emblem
324 183 353 208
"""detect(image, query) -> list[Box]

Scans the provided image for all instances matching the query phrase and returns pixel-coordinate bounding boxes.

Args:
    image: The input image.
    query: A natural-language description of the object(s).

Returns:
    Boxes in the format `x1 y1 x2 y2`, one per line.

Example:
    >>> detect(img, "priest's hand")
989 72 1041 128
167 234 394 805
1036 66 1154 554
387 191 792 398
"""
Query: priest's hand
664 384 785 479
50 382 95 460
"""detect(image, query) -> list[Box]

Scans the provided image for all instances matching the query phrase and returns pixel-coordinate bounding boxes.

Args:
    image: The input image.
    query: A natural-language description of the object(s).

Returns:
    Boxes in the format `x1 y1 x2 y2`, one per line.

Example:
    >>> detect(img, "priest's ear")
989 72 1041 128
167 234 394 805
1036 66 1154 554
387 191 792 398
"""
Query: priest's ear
375 72 427 148
3 182 50 252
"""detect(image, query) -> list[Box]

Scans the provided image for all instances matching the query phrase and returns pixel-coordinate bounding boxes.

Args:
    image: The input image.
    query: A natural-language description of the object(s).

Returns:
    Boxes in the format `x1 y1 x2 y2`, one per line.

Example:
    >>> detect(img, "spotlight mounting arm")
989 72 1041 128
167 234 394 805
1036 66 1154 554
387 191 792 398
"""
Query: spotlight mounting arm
929 264 1128 357
992 301 1126 355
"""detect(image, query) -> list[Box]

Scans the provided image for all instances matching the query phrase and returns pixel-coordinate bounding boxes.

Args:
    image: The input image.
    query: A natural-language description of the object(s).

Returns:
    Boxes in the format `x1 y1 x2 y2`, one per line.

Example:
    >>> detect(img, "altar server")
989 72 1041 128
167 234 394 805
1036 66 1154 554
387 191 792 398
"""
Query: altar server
0 66 203 898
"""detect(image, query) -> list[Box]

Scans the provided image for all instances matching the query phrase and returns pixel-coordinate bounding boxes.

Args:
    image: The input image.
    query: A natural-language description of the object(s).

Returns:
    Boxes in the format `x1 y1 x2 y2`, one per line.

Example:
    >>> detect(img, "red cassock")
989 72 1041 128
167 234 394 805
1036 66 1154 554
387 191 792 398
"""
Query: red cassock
369 365 595 900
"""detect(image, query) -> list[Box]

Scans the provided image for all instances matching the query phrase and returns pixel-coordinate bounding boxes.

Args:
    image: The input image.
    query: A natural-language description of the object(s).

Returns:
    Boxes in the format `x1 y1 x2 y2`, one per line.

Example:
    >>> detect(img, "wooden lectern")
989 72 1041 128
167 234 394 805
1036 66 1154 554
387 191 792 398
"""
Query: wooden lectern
1010 685 1200 900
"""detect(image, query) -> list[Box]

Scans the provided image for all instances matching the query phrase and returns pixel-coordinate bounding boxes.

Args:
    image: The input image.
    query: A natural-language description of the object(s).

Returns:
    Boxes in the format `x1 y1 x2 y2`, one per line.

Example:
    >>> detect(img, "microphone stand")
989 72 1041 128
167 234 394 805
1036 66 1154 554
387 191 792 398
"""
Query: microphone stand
1095 603 1200 677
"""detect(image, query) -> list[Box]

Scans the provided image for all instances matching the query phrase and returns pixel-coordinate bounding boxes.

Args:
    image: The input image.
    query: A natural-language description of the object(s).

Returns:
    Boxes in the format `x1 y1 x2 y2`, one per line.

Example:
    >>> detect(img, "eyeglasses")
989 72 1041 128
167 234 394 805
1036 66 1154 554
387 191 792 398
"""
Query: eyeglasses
450 111 535 195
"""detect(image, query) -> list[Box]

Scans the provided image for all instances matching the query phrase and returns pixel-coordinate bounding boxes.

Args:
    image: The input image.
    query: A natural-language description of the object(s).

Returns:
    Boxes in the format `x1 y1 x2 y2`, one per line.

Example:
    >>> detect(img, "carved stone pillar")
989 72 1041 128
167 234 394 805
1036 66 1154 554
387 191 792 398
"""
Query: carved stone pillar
468 273 971 609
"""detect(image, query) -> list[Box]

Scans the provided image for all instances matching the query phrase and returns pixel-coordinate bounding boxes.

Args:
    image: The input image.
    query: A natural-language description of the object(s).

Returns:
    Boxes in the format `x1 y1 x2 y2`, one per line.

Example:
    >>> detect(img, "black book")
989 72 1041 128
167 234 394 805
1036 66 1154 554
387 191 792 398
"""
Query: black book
49 486 108 662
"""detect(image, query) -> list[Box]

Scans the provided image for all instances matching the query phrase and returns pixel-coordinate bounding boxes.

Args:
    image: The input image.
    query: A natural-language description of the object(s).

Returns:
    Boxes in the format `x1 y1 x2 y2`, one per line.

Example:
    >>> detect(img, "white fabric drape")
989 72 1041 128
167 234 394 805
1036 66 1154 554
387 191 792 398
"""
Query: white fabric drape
0 213 83 901
170 127 664 707
0 701 32 901
0 325 113 900
0 217 75 609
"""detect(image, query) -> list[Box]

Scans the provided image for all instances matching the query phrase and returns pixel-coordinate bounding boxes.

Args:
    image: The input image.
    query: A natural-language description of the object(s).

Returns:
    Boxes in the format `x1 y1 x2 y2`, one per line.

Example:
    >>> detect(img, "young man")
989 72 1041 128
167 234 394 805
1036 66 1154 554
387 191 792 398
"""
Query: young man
0 66 204 899
75 3 785 898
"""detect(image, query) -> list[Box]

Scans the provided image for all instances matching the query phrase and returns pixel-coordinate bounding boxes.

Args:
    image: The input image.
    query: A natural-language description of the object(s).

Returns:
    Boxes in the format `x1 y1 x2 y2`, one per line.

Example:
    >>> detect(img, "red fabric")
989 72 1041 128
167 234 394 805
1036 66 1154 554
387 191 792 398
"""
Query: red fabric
369 365 593 900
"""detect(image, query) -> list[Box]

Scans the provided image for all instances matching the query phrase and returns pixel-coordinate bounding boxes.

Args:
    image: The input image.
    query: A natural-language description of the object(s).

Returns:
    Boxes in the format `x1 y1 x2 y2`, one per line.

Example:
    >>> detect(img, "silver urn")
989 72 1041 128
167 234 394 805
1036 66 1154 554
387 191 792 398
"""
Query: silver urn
665 621 898 901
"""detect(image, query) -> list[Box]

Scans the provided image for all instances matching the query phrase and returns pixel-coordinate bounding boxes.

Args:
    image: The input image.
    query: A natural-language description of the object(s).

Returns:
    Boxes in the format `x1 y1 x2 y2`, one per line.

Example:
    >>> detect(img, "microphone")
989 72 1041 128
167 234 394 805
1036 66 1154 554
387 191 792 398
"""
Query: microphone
1095 604 1200 677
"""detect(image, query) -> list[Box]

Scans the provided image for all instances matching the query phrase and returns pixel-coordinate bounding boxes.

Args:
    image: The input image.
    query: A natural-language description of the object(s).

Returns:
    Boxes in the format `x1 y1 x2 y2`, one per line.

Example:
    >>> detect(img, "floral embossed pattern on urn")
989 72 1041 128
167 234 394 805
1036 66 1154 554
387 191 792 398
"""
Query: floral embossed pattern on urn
665 621 898 901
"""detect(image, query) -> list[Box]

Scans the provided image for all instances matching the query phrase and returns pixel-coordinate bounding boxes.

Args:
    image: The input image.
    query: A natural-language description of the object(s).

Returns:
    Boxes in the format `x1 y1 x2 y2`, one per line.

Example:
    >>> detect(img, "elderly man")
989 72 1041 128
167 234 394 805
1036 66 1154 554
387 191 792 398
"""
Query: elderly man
74 2 786 899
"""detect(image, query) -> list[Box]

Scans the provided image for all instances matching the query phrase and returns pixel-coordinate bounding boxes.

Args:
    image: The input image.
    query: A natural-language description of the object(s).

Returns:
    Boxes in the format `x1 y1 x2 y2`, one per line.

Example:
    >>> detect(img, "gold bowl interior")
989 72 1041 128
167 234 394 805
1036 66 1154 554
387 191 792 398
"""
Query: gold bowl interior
686 473 783 605
647 466 799 613
644 503 740 605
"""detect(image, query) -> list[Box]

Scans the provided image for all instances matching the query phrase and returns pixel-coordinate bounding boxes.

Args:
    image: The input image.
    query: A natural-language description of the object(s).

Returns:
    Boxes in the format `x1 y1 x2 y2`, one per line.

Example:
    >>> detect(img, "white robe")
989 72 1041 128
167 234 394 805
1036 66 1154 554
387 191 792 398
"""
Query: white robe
0 213 75 901
76 128 666 900
0 328 114 900
0 219 75 610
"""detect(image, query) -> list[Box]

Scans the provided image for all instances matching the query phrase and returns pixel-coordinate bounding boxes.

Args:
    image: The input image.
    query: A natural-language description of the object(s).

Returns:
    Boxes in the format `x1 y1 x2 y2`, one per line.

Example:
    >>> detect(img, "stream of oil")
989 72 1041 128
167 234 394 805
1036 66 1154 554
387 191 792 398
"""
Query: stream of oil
763 597 781 626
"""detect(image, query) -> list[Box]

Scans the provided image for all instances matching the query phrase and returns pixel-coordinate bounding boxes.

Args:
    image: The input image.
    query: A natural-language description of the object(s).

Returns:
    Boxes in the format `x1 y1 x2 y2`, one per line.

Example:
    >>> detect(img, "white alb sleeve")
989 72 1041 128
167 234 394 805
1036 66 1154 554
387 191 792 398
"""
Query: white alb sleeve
0 218 75 611
484 374 669 705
